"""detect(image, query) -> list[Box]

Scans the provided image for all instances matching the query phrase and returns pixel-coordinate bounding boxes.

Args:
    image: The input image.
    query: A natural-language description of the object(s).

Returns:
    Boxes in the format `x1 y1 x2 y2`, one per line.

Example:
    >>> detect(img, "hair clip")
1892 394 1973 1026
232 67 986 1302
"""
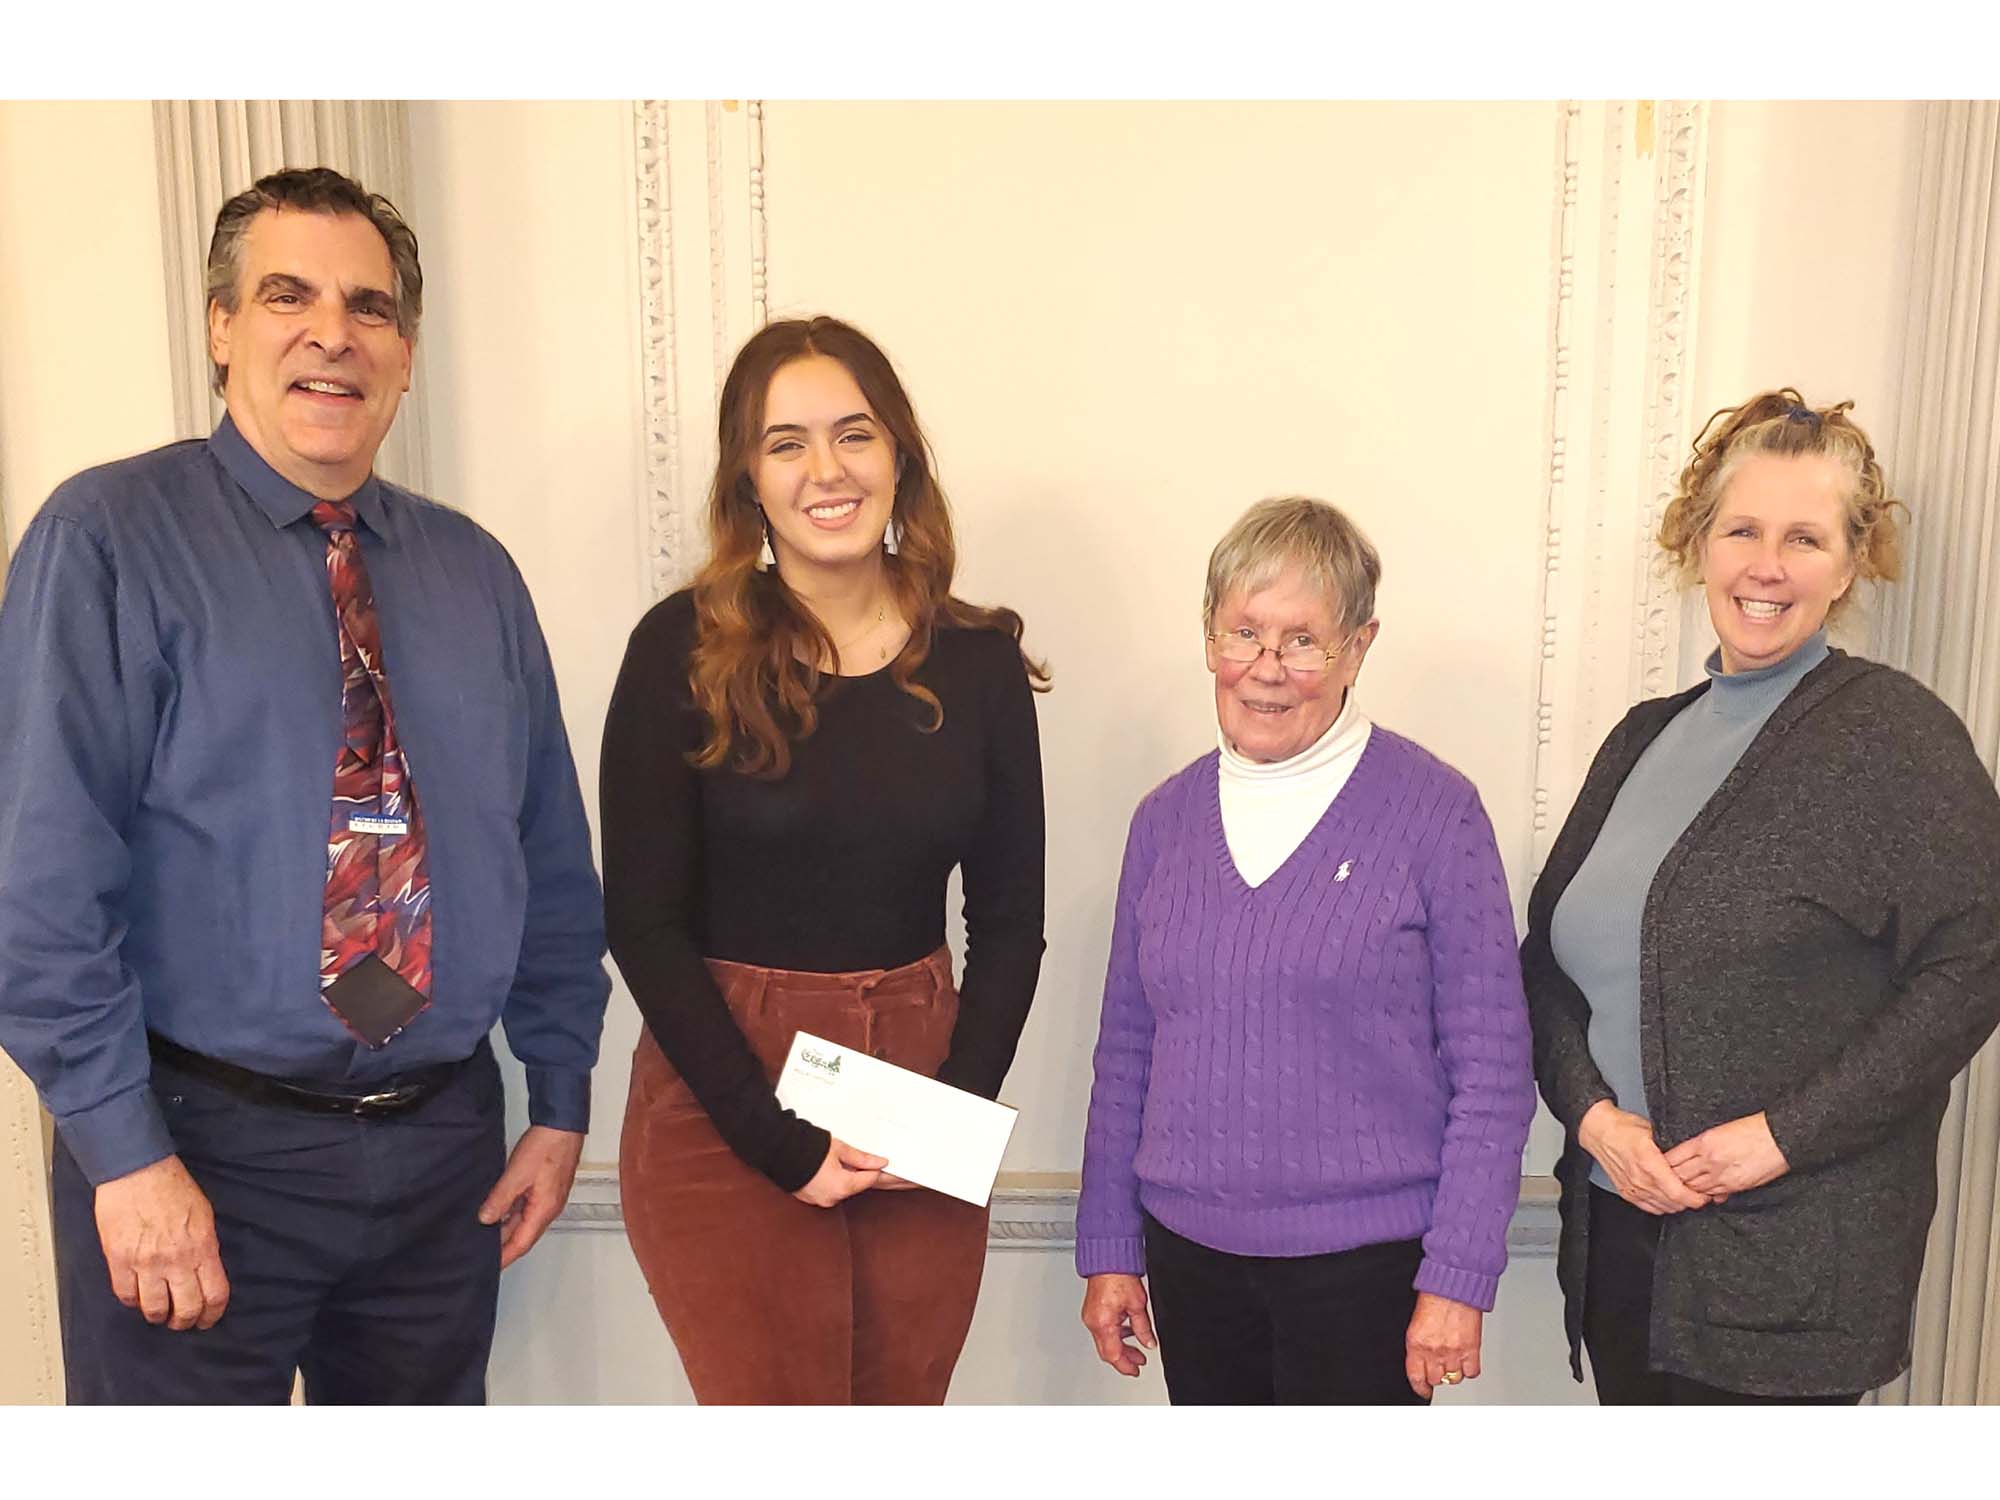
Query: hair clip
1784 403 1822 428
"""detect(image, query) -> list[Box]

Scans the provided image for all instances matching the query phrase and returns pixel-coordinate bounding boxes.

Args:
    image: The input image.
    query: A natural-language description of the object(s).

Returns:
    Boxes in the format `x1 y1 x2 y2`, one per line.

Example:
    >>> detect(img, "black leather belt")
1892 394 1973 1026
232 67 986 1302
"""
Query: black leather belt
147 1032 471 1119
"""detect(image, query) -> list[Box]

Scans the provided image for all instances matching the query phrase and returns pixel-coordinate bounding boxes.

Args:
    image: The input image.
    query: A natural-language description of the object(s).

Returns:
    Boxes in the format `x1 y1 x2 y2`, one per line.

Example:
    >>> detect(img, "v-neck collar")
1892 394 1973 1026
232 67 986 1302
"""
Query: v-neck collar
1206 727 1388 896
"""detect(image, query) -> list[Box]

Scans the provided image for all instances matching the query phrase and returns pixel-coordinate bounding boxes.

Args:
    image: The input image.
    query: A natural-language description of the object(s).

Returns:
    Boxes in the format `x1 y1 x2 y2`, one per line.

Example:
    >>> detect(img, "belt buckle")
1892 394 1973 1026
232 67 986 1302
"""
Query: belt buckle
353 1088 409 1117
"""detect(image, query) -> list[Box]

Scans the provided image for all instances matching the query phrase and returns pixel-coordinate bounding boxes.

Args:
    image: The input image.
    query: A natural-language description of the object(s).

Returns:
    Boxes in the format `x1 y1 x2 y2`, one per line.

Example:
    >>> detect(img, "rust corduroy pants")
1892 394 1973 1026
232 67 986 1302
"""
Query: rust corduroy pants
619 946 990 1404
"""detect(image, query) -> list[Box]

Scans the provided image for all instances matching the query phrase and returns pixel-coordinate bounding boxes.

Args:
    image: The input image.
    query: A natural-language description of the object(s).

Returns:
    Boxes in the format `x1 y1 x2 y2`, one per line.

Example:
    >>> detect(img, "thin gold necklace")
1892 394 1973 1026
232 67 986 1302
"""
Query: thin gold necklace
829 600 893 664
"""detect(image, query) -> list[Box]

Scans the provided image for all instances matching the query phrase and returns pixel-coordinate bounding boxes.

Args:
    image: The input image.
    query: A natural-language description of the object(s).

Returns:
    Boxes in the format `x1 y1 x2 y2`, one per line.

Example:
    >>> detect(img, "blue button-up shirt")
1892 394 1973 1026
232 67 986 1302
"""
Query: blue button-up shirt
0 418 609 1184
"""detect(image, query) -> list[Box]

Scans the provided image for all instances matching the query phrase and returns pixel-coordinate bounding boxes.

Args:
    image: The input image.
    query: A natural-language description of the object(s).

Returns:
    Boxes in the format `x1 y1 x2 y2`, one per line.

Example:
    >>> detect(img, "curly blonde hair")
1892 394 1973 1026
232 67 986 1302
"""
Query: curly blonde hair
1659 387 1904 619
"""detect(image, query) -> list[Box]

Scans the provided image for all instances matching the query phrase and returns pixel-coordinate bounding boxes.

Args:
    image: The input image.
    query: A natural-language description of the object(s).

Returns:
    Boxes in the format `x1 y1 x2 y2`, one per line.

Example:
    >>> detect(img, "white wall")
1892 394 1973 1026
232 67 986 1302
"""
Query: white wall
406 101 649 1157
0 98 180 1407
1681 99 1924 675
401 97 1582 1403
0 102 177 545
0 100 1932 1406
758 100 1557 1173
1695 100 1921 434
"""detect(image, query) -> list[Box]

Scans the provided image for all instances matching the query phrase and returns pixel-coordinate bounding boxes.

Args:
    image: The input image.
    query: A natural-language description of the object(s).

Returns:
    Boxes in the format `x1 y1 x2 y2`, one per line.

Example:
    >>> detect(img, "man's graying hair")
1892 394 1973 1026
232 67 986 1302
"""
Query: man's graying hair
1203 496 1382 635
205 166 423 396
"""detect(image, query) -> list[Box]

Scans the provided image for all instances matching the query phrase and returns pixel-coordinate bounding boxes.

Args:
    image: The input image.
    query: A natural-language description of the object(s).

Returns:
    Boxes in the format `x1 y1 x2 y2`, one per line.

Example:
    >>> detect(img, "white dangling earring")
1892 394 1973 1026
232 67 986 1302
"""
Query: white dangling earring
886 457 907 556
759 521 776 570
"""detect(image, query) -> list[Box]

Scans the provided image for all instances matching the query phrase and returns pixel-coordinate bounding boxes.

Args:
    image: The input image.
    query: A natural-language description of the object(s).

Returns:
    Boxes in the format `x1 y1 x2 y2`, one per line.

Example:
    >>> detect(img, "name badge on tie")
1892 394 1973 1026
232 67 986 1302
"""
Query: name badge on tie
348 813 409 836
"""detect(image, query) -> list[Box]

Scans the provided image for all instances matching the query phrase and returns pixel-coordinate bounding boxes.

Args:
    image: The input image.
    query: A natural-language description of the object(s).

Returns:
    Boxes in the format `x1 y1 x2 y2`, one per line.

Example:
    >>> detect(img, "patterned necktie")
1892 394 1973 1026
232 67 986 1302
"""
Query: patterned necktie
312 498 433 1047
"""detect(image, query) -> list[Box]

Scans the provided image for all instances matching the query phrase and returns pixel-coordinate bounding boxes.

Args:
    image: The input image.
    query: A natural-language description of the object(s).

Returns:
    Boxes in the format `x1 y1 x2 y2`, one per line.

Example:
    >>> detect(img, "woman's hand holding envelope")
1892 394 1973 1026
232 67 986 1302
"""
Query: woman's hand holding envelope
791 1137 888 1207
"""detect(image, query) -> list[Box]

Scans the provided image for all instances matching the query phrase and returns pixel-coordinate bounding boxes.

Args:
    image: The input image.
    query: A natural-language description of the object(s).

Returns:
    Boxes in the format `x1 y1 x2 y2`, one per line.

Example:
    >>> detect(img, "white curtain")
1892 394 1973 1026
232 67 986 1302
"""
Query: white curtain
1872 99 2000 1406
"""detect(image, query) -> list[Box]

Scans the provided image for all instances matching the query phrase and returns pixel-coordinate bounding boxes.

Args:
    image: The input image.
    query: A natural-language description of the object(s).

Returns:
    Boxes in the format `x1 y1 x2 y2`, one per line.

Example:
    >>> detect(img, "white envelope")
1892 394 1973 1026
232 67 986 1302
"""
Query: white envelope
773 1031 1018 1207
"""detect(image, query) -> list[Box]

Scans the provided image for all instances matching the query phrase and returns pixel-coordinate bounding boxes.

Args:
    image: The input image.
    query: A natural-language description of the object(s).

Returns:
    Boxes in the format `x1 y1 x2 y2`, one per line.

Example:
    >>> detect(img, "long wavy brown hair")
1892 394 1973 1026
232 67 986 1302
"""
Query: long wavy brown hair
689 316 1050 778
1660 387 1904 620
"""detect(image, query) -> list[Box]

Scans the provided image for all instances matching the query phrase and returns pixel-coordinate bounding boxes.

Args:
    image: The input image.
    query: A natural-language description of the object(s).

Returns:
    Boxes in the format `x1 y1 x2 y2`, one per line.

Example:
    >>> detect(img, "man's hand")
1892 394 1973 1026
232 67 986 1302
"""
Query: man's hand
479 1125 585 1269
94 1154 230 1331
1664 1111 1788 1199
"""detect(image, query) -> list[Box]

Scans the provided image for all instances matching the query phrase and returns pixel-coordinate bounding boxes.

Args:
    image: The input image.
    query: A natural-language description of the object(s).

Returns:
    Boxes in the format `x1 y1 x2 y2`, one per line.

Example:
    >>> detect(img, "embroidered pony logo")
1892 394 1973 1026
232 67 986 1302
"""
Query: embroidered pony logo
1334 860 1353 883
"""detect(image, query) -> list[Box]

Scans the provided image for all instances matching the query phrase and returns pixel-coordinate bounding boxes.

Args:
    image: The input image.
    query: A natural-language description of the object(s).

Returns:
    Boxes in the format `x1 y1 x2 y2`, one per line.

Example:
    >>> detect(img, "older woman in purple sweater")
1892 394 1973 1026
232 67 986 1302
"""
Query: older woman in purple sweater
1076 497 1536 1404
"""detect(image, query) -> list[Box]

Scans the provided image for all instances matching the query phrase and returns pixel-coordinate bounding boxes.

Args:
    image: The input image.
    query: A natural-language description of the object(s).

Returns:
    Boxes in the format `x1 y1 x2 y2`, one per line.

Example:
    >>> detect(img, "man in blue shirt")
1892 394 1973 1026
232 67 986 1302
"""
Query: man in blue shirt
0 167 610 1403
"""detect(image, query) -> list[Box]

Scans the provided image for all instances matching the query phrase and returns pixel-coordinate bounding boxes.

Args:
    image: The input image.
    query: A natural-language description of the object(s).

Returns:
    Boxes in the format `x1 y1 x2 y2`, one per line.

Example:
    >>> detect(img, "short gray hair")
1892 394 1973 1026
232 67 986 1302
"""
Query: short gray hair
205 166 423 397
1202 496 1382 633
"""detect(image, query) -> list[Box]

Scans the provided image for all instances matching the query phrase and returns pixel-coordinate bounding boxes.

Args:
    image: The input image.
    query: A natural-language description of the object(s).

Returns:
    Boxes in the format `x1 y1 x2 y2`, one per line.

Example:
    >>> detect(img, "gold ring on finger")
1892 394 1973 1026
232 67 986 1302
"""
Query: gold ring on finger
1442 1371 1462 1384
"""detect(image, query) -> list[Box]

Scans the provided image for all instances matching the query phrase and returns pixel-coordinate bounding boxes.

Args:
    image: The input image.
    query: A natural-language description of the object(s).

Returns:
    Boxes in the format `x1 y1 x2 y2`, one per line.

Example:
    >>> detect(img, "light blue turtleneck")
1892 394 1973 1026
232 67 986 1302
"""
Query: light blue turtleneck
1551 630 1829 1190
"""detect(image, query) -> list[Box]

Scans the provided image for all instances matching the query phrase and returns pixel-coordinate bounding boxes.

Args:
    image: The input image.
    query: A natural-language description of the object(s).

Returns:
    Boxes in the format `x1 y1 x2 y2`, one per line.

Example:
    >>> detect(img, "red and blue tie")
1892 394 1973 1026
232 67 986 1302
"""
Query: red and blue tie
312 498 433 1047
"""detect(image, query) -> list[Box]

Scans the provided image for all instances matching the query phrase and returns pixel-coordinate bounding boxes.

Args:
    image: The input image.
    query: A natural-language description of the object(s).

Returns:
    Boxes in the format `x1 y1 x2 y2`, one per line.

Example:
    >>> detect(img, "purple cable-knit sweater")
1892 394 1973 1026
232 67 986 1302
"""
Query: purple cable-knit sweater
1075 729 1535 1311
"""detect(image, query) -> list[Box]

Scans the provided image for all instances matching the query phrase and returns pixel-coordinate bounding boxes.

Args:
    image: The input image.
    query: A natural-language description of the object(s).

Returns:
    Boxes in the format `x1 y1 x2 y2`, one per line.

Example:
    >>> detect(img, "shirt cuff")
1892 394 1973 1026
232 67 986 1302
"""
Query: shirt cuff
525 1065 592 1134
57 1084 178 1187
1414 1256 1500 1313
1075 1234 1148 1278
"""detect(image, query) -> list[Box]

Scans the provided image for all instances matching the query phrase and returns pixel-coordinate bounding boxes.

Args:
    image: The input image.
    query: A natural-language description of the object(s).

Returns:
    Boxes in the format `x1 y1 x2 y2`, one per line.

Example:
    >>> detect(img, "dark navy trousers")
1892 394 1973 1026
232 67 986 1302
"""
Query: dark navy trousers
52 1040 506 1405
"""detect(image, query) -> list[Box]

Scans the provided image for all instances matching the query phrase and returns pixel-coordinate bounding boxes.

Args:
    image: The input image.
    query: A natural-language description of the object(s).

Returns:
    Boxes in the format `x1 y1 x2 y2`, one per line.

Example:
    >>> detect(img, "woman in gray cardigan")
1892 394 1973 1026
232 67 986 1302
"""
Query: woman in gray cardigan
1522 388 2000 1403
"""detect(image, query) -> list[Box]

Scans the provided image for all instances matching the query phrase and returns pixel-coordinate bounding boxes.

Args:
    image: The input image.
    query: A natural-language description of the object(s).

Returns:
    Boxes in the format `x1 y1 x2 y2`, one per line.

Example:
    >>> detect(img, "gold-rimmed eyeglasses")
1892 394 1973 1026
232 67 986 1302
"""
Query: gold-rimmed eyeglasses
1204 628 1354 676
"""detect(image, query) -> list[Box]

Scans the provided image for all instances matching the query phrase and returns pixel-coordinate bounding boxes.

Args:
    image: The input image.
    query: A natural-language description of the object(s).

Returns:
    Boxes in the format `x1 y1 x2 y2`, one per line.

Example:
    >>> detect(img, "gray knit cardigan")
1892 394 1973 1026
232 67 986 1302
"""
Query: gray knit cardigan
1522 649 2000 1397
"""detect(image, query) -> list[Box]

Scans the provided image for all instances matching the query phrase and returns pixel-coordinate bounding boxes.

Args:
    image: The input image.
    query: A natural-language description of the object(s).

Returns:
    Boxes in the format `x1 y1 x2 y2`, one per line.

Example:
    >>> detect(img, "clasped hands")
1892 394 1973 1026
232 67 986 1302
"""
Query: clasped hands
1578 1098 1789 1215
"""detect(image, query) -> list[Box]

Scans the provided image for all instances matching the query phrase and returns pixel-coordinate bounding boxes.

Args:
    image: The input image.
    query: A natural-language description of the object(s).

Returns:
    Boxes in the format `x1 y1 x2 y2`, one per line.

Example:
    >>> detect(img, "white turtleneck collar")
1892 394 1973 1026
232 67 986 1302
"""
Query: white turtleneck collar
1217 690 1373 888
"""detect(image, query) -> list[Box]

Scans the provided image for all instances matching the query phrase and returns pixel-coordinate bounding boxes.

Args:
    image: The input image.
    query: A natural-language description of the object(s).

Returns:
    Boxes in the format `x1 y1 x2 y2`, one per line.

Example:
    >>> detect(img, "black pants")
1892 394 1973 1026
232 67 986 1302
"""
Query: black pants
52 1041 506 1405
1583 1185 1863 1406
1142 1211 1427 1405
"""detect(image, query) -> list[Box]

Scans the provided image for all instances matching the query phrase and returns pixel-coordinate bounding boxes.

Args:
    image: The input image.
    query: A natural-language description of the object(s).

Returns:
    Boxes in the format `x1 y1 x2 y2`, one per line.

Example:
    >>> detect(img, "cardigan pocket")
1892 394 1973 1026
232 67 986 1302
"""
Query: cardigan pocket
1686 1189 1838 1333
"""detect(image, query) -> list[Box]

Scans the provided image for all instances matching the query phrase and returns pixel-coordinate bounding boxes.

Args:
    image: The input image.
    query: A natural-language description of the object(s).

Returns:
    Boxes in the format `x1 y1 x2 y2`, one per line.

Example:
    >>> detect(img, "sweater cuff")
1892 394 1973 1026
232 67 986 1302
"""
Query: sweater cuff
1557 1074 1617 1136
1414 1256 1499 1313
1761 1097 1827 1176
1075 1234 1147 1278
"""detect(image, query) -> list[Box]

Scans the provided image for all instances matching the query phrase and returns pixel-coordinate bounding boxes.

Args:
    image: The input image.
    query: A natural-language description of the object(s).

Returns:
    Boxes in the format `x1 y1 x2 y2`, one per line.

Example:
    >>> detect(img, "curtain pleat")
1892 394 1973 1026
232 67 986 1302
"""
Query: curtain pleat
1872 99 2000 1407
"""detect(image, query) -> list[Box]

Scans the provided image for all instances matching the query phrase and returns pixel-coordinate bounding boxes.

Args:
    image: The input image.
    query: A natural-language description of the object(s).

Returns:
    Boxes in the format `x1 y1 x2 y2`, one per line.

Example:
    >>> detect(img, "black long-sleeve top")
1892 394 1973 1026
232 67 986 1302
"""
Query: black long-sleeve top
601 589 1047 1191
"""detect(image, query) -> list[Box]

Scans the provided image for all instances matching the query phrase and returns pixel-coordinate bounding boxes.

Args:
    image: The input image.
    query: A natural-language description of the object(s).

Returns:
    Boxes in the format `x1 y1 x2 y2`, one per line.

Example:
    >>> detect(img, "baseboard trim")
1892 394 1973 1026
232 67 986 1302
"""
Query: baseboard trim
555 1167 1562 1259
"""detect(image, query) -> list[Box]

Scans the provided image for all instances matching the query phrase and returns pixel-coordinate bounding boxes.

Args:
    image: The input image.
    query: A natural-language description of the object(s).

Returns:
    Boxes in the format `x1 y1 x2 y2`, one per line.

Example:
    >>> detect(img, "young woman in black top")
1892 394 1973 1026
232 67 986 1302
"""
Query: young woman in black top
602 316 1048 1403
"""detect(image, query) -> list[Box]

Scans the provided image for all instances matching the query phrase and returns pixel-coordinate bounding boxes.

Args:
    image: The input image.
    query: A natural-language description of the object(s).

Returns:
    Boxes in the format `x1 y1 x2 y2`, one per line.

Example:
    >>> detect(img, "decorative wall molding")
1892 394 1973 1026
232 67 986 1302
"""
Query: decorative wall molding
1529 103 1582 880
150 101 431 495
703 101 731 395
0 425 59 1401
1527 100 1710 887
551 1168 1564 1258
747 101 769 330
0 1051 60 1403
1635 101 1708 700
632 100 771 601
633 102 683 604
